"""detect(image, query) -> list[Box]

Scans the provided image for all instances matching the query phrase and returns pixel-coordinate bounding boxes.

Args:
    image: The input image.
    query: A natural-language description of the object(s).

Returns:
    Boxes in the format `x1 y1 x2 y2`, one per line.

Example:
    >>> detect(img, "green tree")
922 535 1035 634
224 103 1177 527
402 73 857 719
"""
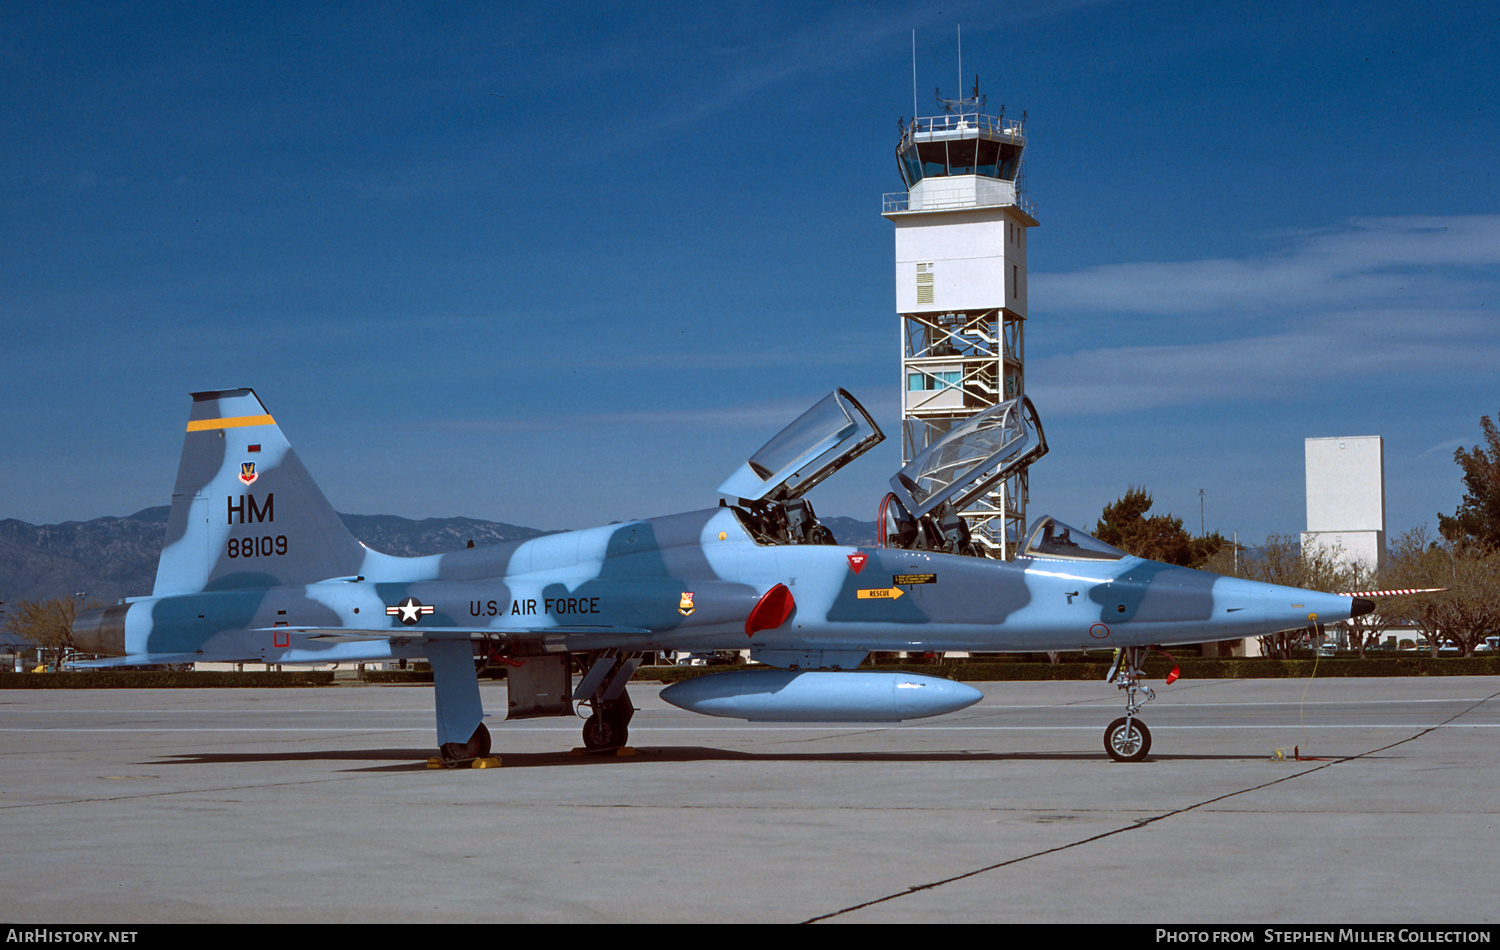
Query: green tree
1095 486 1224 568
1341 561 1390 658
1438 409 1500 550
4 598 79 671
1383 528 1500 657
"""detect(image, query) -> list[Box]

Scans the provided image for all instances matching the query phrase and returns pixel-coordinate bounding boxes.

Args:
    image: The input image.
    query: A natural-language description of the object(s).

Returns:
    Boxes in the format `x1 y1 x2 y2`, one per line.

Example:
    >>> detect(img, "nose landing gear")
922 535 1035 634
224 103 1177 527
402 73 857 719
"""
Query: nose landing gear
1103 646 1163 762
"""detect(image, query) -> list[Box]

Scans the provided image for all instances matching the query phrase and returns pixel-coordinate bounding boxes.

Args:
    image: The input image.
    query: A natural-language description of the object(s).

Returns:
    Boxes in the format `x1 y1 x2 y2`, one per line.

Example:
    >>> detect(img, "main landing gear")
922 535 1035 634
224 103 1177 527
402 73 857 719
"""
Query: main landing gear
576 652 642 751
582 695 634 751
1103 646 1158 762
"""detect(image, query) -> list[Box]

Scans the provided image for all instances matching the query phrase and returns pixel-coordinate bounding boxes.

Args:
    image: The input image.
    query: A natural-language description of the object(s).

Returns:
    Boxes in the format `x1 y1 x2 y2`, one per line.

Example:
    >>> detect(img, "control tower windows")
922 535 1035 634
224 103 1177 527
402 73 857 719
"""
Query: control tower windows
898 137 1023 188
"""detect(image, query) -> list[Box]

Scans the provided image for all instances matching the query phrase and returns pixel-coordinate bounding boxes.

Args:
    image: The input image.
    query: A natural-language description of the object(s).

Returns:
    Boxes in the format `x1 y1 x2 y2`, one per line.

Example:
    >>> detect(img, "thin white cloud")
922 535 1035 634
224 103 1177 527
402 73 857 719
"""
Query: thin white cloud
1419 438 1467 459
432 398 823 433
1028 307 1500 416
624 0 1111 132
1024 214 1500 415
431 384 904 438
1034 215 1500 316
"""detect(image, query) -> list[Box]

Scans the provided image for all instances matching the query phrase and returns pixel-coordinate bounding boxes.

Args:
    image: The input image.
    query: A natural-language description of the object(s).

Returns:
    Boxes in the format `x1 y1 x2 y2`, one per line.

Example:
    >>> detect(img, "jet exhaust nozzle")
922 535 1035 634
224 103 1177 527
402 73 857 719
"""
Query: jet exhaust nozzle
72 604 130 656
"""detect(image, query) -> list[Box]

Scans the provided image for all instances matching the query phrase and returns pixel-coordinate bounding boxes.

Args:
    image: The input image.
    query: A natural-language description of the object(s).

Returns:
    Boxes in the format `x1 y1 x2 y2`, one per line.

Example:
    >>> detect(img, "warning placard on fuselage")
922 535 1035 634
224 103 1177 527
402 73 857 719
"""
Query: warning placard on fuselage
893 573 937 586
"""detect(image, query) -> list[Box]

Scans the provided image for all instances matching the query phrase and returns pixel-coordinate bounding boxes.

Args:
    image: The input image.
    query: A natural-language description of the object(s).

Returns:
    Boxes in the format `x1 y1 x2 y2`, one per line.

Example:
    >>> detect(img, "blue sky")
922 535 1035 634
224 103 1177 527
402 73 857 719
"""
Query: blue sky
3 1 1497 547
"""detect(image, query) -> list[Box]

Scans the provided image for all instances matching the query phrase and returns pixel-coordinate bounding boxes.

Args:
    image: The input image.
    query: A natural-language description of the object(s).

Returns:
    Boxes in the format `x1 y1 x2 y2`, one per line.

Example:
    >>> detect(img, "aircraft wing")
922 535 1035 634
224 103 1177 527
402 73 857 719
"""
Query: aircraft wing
69 624 661 669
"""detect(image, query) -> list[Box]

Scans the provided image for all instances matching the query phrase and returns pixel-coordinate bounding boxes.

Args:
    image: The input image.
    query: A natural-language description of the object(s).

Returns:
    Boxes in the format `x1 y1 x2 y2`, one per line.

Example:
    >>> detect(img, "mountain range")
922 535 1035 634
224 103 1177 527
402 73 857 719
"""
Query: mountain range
0 509 875 606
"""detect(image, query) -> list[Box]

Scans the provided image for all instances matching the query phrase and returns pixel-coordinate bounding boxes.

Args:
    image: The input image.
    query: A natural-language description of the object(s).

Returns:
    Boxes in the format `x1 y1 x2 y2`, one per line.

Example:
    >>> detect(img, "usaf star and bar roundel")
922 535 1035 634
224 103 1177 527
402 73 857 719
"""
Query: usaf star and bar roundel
387 597 435 625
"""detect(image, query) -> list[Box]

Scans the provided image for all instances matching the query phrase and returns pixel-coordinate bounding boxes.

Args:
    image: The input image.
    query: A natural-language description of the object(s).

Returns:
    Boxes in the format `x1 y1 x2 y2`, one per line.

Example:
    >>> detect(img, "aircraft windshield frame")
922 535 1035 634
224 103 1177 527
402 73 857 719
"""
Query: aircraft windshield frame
889 396 1047 519
1021 517 1128 561
717 389 884 503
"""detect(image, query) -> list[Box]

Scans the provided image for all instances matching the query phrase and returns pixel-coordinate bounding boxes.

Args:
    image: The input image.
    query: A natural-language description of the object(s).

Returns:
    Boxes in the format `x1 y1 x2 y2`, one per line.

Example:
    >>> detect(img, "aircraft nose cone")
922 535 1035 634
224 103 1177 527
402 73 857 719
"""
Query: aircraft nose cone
1350 597 1376 618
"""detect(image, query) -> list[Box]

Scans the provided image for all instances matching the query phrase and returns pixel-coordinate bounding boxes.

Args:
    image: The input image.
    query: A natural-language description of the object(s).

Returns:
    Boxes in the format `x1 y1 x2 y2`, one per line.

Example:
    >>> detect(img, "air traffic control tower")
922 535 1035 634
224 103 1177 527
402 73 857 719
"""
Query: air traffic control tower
883 84 1038 557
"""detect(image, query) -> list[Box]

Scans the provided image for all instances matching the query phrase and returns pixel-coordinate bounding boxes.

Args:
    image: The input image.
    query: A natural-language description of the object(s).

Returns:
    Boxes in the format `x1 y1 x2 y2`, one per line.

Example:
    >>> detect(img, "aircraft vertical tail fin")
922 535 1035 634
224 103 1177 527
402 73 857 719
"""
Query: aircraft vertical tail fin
152 389 366 596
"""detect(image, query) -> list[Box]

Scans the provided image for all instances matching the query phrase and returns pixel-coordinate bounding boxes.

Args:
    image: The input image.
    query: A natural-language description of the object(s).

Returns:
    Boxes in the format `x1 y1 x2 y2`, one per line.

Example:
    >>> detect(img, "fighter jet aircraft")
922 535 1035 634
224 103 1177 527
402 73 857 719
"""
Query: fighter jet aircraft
71 388 1373 764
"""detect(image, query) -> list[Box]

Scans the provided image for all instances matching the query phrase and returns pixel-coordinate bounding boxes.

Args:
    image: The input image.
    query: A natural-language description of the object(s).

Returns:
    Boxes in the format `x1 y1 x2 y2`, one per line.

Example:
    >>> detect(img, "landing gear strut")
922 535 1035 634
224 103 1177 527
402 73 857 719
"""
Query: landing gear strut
1103 646 1155 762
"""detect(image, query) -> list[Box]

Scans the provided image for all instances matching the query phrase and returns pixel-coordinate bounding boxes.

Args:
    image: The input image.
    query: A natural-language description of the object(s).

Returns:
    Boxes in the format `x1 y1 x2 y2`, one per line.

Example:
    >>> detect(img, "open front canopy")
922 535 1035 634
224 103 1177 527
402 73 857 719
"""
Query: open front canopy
718 390 883 503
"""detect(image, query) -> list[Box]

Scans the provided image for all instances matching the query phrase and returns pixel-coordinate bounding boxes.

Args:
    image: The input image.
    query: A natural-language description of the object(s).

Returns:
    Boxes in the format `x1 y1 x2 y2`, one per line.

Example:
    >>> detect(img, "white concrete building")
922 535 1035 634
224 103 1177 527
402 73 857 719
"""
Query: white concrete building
1302 436 1386 573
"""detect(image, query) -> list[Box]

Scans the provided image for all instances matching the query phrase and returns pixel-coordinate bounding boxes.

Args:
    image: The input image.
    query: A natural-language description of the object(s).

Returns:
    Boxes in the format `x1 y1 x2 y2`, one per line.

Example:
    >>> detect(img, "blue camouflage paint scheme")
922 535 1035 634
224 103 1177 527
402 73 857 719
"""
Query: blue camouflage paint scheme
71 388 1371 759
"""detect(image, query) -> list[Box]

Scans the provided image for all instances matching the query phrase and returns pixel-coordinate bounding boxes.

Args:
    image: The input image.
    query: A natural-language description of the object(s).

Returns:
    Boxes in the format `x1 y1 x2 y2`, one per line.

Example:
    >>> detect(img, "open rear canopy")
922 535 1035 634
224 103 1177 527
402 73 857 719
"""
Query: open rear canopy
889 395 1047 520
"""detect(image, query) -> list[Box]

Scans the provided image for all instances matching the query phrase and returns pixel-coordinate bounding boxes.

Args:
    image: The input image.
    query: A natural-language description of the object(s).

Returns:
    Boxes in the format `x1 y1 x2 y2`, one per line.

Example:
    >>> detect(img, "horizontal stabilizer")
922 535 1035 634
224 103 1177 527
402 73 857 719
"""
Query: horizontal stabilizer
68 652 257 669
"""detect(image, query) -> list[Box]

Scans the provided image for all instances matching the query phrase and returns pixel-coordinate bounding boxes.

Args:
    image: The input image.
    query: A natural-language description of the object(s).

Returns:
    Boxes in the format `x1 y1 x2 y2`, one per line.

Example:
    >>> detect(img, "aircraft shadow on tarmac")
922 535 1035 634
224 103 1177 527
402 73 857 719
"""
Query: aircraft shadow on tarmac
151 746 1281 772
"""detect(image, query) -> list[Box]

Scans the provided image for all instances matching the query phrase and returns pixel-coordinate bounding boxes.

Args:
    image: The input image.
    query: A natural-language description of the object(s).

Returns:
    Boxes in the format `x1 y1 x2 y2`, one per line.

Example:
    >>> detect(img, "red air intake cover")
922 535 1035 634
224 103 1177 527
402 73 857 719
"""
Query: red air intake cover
745 583 795 637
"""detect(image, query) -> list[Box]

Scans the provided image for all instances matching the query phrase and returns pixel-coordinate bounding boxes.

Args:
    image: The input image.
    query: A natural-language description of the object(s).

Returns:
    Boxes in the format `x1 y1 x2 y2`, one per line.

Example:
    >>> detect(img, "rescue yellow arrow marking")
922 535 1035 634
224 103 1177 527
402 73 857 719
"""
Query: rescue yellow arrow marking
857 587 905 600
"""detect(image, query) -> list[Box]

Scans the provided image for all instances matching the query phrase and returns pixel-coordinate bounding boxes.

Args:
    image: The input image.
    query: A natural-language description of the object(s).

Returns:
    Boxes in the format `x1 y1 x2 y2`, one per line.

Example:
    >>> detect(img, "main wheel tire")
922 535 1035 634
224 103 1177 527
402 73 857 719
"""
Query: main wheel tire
582 713 623 751
439 722 492 767
1104 717 1151 762
469 722 492 758
610 710 630 749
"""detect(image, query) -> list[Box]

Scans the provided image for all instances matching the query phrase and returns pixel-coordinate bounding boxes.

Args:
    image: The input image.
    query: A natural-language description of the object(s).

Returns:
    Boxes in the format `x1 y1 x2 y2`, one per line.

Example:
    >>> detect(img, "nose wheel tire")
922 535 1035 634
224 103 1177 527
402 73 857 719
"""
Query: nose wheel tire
1104 717 1151 762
